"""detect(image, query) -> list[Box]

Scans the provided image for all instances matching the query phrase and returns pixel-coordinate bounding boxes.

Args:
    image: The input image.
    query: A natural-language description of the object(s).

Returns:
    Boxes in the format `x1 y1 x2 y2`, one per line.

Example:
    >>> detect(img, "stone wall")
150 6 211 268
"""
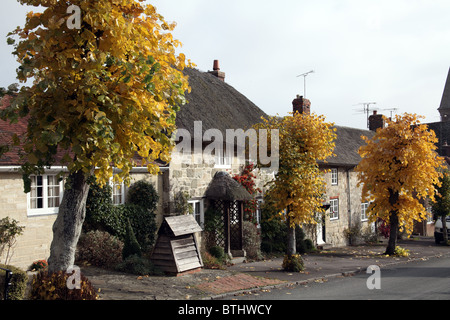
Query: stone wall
0 170 161 270
165 151 273 215
0 172 56 270
322 167 372 247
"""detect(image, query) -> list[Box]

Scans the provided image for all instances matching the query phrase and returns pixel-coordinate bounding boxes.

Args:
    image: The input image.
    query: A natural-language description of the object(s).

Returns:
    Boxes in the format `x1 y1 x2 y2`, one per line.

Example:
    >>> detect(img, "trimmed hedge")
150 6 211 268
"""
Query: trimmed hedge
0 264 27 300
84 180 158 252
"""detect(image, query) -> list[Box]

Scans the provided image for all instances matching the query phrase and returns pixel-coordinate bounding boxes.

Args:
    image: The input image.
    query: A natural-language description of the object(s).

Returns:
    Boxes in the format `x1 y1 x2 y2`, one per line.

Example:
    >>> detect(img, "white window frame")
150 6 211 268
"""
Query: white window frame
361 202 369 221
27 174 64 217
214 147 232 168
111 179 126 205
330 198 339 220
331 168 338 186
255 199 264 228
188 199 204 227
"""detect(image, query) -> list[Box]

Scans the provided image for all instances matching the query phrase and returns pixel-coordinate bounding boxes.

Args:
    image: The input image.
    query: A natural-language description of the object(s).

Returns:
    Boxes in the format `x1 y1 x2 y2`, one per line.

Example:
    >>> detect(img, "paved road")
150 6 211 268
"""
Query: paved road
225 255 450 300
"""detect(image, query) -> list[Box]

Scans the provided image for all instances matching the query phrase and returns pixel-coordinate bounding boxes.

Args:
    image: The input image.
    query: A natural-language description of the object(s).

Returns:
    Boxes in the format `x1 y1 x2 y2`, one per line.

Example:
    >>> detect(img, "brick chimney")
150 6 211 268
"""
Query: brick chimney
209 60 225 81
368 110 385 131
292 95 311 115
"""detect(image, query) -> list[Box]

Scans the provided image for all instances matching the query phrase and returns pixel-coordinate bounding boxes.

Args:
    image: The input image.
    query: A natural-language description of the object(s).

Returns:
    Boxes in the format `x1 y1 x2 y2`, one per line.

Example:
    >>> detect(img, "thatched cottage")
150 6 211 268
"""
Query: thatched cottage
0 61 274 268
5 61 447 269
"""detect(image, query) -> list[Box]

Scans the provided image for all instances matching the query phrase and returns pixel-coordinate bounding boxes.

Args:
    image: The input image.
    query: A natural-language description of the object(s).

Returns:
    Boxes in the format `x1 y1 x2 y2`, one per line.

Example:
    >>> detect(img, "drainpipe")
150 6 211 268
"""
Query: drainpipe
346 168 352 243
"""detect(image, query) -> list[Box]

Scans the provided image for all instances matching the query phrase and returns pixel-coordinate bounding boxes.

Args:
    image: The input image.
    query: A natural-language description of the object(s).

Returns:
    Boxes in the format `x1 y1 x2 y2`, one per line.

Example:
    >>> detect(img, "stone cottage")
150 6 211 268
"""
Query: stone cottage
291 96 377 247
0 60 273 268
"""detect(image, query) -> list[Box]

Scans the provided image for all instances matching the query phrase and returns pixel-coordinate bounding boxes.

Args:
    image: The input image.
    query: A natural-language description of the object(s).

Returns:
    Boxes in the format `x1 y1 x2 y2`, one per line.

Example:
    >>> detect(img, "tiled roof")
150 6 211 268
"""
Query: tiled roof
0 95 168 168
0 95 28 166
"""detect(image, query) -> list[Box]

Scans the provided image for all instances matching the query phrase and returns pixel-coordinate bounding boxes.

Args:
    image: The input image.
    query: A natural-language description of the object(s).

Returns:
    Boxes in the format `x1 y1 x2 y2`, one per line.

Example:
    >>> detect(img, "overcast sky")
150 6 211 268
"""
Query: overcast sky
1 1 450 129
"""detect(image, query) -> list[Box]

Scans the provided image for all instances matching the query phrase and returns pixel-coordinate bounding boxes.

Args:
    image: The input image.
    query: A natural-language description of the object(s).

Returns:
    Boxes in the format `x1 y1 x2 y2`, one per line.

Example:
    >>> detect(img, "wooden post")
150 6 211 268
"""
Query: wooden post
224 201 231 256
239 201 244 250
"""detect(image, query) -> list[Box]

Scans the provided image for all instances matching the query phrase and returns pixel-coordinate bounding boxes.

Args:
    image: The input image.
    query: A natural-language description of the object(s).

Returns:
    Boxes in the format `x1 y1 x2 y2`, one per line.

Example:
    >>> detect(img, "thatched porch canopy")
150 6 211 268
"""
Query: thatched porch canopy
205 171 252 201
204 172 252 257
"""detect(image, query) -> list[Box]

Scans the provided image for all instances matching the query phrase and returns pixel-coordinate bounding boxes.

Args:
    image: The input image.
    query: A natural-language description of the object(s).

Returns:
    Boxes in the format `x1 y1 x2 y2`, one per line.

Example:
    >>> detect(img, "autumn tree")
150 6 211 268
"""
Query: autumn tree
253 112 336 268
356 114 445 255
1 0 191 272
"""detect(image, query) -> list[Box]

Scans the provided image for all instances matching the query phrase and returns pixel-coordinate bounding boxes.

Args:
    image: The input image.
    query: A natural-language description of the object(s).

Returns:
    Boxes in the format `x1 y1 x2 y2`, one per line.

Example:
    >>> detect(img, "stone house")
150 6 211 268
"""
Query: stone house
0 61 274 268
292 96 377 247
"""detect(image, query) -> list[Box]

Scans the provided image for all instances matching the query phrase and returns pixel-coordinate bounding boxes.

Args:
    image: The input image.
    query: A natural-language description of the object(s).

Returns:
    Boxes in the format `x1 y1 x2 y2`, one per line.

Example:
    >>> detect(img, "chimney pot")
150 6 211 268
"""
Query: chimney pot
209 60 225 81
213 60 220 71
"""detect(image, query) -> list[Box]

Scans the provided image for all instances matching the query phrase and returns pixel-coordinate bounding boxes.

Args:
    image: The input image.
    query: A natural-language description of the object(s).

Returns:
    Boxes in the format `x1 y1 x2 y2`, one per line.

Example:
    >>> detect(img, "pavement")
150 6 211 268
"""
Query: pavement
82 237 450 300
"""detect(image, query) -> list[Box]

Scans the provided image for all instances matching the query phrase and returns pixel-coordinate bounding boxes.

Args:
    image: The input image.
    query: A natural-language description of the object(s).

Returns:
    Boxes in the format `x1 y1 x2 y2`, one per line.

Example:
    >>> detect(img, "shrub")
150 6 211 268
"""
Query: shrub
121 204 157 251
208 246 225 262
127 180 159 211
282 254 304 272
29 259 48 272
115 254 162 276
0 264 28 300
76 230 124 268
173 191 192 215
84 181 113 233
261 206 313 255
29 271 98 300
344 220 362 245
304 239 314 252
362 225 378 244
201 249 226 270
0 217 25 265
84 180 158 252
122 219 142 260
260 205 287 254
243 221 262 260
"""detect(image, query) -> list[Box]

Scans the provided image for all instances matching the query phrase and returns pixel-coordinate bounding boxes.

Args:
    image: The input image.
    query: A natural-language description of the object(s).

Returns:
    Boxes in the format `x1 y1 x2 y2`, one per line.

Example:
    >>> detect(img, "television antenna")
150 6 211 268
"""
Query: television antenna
383 108 399 118
353 102 377 128
296 70 315 98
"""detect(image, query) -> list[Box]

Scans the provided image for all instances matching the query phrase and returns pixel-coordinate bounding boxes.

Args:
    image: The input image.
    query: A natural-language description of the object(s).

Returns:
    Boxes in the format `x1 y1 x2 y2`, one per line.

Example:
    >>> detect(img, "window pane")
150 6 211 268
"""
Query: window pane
112 182 124 205
48 175 61 208
330 199 339 219
30 176 44 209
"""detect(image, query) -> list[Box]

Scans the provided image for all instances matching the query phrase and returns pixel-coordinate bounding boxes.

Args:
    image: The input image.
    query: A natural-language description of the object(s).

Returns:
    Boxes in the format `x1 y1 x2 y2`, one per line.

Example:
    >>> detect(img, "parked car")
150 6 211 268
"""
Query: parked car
434 216 450 244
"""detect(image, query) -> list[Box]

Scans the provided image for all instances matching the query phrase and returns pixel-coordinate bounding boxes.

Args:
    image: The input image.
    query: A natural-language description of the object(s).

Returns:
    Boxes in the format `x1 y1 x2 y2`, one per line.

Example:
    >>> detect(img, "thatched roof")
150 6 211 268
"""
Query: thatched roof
205 171 253 201
322 126 375 167
176 68 268 135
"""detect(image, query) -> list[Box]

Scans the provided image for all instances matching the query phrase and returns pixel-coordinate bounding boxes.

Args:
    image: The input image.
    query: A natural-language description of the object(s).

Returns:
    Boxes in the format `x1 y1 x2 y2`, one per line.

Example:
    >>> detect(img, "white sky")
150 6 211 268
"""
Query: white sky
1 0 450 129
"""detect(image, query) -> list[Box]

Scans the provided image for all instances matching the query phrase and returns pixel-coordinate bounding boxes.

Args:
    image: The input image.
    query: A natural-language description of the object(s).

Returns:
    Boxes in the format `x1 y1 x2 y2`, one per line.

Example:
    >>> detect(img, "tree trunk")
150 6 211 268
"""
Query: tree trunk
286 214 296 256
48 170 90 273
385 211 399 255
385 189 399 255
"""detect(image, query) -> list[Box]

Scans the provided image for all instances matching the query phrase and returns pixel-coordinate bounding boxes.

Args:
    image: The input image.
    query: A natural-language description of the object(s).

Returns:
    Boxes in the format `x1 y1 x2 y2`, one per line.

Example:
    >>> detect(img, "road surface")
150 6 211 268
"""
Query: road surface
224 255 450 300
